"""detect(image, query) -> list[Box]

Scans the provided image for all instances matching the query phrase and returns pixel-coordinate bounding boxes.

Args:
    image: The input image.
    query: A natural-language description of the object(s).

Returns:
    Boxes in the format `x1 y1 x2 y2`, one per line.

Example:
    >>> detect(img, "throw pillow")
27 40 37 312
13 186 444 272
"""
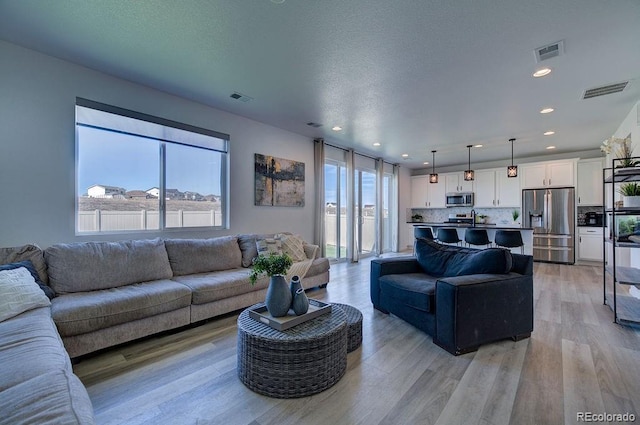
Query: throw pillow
415 238 456 277
256 238 283 256
444 248 513 277
415 238 513 278
0 260 55 299
0 267 51 322
278 234 307 262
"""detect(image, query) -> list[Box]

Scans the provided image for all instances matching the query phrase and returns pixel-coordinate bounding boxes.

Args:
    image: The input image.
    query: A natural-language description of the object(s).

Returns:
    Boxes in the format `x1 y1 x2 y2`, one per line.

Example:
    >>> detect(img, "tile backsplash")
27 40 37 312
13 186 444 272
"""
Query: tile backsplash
577 205 603 226
408 207 522 226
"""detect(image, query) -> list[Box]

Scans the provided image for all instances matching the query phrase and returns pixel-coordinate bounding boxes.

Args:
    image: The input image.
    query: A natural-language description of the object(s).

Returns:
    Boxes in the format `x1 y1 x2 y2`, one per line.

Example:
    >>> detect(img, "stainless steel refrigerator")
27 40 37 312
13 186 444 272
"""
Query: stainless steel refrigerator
522 187 575 264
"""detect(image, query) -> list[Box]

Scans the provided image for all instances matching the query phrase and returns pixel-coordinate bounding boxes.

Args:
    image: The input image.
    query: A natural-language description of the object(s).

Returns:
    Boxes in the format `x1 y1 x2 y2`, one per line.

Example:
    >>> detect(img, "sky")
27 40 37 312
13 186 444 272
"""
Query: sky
324 164 379 206
77 126 221 196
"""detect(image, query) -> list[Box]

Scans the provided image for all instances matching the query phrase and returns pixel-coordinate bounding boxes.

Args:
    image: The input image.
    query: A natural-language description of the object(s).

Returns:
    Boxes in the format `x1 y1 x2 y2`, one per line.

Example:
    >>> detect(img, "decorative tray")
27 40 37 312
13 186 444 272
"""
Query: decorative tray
248 299 332 331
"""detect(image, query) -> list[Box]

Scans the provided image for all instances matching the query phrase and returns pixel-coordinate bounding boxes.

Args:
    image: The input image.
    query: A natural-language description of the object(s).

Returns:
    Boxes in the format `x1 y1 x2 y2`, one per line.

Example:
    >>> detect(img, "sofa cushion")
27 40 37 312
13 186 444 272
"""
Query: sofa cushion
50 279 192 336
0 267 51 322
379 273 437 313
0 244 48 283
164 236 242 276
0 308 71 392
0 260 55 299
306 257 330 277
45 238 173 294
0 370 95 425
277 233 308 262
172 269 268 305
256 238 283 256
415 238 512 277
445 248 513 276
237 234 272 267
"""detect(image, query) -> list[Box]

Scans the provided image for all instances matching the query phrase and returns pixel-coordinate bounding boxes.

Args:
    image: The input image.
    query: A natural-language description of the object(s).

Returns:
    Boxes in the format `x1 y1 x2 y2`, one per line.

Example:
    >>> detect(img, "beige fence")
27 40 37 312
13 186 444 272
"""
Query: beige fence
78 210 222 232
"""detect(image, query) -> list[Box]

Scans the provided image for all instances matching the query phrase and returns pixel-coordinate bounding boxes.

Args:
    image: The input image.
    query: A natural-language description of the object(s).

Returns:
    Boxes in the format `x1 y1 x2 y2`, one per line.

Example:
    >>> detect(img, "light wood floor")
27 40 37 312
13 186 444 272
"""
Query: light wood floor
73 257 640 425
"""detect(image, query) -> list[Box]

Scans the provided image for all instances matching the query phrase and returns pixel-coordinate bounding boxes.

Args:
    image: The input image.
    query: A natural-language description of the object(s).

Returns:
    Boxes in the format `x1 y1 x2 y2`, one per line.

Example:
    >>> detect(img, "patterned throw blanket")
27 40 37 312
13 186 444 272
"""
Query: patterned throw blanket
285 258 313 284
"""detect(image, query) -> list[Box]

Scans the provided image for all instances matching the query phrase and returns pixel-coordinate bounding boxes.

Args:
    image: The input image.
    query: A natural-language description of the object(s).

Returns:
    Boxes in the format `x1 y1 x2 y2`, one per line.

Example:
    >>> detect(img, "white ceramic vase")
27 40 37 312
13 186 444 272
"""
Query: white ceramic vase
623 196 640 208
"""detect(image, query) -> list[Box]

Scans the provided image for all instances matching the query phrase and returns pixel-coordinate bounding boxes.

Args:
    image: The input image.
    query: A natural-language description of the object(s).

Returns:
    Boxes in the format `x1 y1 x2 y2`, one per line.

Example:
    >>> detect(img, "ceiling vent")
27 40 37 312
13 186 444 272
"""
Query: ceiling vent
583 81 628 99
306 122 323 128
230 92 253 102
534 41 564 63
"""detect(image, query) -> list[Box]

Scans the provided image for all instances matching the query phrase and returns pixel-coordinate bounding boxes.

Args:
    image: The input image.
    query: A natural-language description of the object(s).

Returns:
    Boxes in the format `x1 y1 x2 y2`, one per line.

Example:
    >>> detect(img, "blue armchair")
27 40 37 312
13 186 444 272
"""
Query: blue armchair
370 238 533 355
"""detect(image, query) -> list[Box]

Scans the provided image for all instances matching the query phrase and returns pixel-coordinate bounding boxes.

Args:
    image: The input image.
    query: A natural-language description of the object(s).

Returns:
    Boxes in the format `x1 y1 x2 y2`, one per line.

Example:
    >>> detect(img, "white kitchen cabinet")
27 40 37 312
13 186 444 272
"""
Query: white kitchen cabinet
577 158 604 206
578 227 603 261
444 172 473 193
410 175 429 208
410 175 446 208
472 168 521 208
427 178 446 208
473 170 496 207
496 170 521 207
521 160 575 189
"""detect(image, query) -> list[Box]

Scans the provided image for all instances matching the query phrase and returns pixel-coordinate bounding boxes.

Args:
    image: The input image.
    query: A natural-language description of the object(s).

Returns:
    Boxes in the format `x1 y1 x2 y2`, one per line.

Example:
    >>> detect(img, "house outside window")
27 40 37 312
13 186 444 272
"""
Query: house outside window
75 98 229 233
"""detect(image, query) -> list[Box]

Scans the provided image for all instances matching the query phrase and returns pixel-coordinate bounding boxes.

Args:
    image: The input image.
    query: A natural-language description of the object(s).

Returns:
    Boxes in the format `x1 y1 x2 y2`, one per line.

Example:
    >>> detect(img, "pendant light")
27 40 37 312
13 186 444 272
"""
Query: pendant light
429 150 438 183
464 145 474 181
507 138 518 177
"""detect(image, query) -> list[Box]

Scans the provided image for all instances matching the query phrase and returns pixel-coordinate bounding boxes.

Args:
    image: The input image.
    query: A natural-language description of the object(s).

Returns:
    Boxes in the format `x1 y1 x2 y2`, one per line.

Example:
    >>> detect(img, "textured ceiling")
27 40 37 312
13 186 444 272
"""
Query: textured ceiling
1 0 639 169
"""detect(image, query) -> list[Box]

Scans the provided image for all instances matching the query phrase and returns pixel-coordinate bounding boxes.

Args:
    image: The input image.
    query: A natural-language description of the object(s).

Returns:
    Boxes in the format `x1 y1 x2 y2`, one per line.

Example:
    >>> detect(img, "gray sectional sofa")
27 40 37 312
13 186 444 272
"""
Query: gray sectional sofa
0 233 329 425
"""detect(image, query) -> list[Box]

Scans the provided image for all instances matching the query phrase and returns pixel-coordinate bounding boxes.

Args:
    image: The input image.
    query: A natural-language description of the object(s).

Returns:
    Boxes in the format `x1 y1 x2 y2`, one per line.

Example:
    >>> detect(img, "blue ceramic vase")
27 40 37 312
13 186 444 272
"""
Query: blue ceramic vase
265 275 292 317
292 287 309 316
289 275 302 299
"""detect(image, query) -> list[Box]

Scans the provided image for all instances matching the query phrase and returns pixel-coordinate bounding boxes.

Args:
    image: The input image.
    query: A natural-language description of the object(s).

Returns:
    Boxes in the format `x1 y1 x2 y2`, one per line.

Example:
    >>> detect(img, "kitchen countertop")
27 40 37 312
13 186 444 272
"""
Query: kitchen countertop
407 222 535 231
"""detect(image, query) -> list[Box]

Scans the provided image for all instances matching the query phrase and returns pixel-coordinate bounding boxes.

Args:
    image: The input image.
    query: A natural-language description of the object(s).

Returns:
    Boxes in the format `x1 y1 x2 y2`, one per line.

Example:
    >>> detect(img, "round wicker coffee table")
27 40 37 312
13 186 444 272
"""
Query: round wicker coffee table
236 303 348 398
332 303 363 352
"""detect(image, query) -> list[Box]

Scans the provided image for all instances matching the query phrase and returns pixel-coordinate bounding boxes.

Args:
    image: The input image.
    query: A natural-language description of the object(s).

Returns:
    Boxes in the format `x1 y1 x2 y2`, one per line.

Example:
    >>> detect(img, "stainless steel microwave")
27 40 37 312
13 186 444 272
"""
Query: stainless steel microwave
445 192 474 207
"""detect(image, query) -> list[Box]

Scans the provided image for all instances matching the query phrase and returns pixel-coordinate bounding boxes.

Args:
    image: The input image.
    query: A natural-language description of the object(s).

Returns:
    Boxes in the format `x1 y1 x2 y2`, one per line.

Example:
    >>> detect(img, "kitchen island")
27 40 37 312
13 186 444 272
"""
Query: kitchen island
409 222 534 255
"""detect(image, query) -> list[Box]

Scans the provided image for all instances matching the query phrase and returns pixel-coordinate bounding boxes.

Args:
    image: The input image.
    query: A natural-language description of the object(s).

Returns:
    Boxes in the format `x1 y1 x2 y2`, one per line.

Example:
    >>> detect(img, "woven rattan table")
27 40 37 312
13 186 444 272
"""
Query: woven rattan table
332 303 363 352
237 303 348 398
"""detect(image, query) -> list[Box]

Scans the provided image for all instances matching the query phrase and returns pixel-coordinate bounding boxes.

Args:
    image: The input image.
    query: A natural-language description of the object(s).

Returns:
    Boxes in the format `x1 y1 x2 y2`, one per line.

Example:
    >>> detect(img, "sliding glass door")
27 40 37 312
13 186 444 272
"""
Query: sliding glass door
324 160 347 260
323 148 396 261
355 169 377 257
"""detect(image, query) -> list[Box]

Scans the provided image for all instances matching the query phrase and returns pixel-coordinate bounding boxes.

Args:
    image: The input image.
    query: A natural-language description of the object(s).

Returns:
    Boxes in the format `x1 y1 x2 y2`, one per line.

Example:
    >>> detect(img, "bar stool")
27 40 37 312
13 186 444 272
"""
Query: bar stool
414 227 434 240
437 228 461 245
495 230 524 254
464 228 491 248
413 227 435 254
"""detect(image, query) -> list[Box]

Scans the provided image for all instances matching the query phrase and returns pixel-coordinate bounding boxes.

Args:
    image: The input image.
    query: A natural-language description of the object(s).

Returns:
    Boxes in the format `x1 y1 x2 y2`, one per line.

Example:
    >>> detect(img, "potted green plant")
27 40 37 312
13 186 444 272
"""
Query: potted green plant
512 209 520 224
618 182 640 207
249 253 294 317
476 214 487 224
411 214 423 222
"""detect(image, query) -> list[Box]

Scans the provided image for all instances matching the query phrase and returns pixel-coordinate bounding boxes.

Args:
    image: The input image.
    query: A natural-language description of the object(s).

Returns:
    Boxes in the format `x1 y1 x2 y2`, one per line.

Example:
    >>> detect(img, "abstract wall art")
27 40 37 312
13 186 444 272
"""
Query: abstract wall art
254 153 305 207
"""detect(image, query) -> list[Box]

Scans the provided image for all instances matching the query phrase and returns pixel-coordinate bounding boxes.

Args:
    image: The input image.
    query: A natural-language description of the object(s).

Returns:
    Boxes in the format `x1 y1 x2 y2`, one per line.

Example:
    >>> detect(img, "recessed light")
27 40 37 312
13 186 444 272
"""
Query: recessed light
373 142 381 147
533 68 552 78
423 161 429 165
474 144 483 148
546 145 556 150
544 131 555 136
332 126 342 131
401 153 409 158
540 108 554 114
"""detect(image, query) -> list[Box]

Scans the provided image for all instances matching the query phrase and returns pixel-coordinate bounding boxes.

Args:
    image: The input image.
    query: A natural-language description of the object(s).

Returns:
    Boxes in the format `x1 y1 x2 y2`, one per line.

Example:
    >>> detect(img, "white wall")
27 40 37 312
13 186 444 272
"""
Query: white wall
0 41 316 248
